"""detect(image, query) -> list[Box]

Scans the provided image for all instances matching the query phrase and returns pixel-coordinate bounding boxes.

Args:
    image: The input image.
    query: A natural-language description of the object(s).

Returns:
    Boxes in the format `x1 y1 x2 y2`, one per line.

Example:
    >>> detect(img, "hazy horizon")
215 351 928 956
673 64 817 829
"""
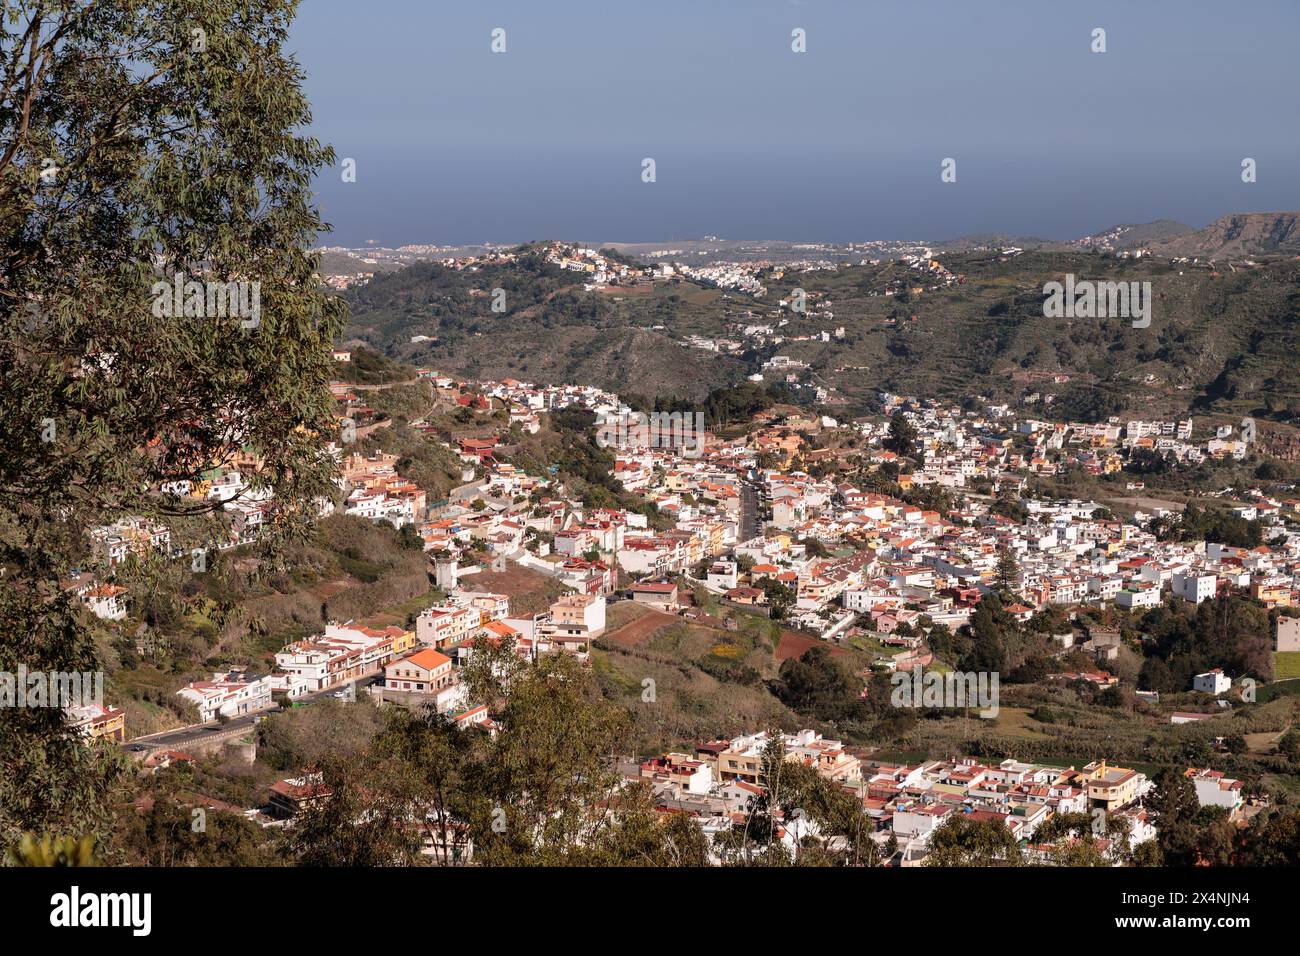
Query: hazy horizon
291 0 1300 247
311 213 1285 252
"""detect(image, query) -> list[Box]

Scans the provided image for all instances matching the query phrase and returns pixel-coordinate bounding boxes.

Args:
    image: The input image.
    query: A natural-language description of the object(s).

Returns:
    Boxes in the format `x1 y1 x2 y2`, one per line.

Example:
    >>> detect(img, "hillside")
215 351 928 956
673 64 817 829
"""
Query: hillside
344 225 1300 426
1150 212 1300 258
318 249 405 276
756 250 1300 423
343 250 749 400
1070 219 1195 252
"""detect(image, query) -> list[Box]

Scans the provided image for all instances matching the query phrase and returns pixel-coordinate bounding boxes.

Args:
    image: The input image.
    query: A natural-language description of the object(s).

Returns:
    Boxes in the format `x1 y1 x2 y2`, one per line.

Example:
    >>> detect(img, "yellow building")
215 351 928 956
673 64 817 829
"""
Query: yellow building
69 703 126 743
390 628 419 656
1083 760 1144 812
715 747 764 785
1250 578 1292 609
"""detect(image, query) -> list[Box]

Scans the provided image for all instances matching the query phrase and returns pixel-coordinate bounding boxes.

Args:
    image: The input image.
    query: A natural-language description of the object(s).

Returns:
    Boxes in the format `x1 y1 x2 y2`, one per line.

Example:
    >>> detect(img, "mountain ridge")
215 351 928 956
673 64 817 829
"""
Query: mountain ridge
341 212 1300 425
320 212 1300 271
1148 211 1300 258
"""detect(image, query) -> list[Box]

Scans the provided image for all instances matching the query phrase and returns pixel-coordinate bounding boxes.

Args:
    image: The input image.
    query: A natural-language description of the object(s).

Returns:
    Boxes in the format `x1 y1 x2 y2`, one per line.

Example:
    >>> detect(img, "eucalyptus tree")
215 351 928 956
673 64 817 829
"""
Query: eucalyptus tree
0 0 345 842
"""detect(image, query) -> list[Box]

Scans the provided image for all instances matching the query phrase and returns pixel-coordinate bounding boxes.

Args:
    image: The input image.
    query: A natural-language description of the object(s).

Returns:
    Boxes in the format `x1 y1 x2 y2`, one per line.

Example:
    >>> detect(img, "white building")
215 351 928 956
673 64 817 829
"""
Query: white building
1277 616 1300 653
81 584 128 621
892 804 954 846
274 623 406 691
706 560 738 591
1188 768 1243 812
416 603 480 650
1115 585 1161 609
176 671 275 722
1192 669 1232 696
1172 572 1217 604
545 592 606 640
1087 575 1123 601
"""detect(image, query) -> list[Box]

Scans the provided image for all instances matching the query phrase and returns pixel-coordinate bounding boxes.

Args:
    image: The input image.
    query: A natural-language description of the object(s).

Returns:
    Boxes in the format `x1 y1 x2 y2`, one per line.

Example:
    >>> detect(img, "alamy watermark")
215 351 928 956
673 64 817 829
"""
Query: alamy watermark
151 272 261 328
1043 274 1150 329
890 665 999 718
596 410 706 458
50 886 151 937
1 666 104 709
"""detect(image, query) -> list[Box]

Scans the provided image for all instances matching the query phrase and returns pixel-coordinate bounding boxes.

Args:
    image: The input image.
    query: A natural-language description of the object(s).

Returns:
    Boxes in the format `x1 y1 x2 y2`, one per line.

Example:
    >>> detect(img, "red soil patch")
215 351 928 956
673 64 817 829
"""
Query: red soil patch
775 630 844 661
603 608 679 648
463 561 563 615
310 578 353 600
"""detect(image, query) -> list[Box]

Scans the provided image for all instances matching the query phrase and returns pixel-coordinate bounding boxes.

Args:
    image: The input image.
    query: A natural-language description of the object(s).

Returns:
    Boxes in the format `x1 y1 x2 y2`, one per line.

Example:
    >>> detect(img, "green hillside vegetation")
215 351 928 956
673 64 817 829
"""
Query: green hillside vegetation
345 253 751 400
347 242 1300 428
99 516 440 736
332 347 417 384
592 598 877 754
359 421 466 501
318 250 405 277
759 251 1300 421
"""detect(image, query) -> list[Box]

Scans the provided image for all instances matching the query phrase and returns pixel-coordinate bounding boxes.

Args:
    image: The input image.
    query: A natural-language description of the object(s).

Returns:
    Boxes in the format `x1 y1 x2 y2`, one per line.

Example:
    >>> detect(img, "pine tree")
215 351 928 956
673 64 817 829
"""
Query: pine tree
995 547 1020 596
883 414 918 459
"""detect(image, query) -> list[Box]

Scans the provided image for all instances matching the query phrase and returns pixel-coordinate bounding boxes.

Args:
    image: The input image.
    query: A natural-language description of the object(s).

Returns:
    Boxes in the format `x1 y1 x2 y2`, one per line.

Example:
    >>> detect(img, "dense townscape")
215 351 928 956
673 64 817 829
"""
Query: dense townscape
41 341 1300 867
4 11 1300 942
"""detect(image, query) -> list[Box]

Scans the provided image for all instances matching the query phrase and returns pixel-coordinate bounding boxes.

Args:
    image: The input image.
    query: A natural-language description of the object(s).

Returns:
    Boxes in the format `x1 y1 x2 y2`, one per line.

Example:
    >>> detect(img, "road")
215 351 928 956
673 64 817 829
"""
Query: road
119 681 373 754
740 480 761 542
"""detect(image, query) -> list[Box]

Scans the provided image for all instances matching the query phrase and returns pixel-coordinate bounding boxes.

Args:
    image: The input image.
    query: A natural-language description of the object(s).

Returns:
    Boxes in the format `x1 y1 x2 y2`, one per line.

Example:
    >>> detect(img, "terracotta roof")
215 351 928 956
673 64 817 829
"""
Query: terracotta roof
397 648 452 671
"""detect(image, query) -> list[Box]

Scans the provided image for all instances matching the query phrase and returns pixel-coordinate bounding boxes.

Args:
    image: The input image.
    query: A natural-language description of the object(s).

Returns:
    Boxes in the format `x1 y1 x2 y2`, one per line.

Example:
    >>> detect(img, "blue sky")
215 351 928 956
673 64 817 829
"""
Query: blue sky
290 0 1300 246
